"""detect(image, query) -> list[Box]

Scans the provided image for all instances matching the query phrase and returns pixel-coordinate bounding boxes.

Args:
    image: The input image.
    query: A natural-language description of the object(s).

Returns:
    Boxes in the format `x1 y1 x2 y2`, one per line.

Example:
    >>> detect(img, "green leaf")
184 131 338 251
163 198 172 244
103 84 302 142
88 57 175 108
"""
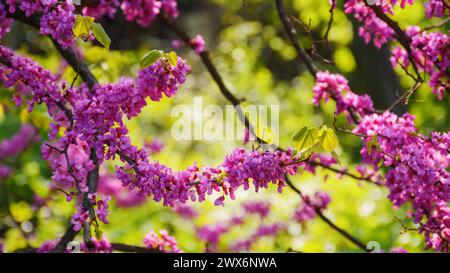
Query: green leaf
292 126 308 142
367 134 379 156
293 126 319 153
73 15 94 39
331 151 341 166
95 228 103 240
367 138 373 156
167 51 178 66
319 127 339 153
373 134 380 152
91 22 111 49
140 50 163 69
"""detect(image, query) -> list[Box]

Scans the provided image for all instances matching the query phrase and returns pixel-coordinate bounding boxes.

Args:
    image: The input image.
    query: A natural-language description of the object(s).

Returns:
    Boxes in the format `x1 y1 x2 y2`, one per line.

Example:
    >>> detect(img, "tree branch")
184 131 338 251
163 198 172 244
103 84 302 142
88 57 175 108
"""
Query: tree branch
285 177 370 252
160 9 370 252
2 0 100 252
111 243 161 253
274 0 318 77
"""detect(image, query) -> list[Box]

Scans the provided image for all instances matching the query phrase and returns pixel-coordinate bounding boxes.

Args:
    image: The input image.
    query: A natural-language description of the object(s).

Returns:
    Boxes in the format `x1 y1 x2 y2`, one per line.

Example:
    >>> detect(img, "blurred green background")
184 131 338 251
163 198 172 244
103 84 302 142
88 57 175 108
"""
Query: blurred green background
0 0 448 253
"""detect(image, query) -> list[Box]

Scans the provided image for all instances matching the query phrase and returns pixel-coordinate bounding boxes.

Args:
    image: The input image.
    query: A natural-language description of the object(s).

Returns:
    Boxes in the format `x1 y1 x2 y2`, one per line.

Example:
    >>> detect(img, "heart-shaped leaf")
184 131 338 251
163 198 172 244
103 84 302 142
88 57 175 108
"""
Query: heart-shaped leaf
92 22 111 49
140 50 163 69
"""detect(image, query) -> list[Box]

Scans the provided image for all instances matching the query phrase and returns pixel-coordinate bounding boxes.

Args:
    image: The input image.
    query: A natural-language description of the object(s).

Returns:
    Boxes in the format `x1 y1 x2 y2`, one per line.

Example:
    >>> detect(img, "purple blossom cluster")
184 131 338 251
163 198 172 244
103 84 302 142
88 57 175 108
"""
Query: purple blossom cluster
229 223 286 252
42 141 94 190
391 27 449 99
424 0 449 18
343 1 449 99
344 0 394 49
98 173 146 207
83 0 120 19
120 0 179 27
0 124 39 161
80 237 113 253
0 46 65 115
197 201 285 252
115 147 300 208
39 2 76 49
137 57 190 103
4 1 75 48
0 124 39 180
37 237 111 253
71 193 110 232
143 230 182 253
173 203 199 219
144 138 164 155
0 46 191 229
0 3 12 40
242 201 271 219
0 165 10 179
293 191 331 223
36 240 58 253
172 34 206 55
312 71 374 120
354 112 450 252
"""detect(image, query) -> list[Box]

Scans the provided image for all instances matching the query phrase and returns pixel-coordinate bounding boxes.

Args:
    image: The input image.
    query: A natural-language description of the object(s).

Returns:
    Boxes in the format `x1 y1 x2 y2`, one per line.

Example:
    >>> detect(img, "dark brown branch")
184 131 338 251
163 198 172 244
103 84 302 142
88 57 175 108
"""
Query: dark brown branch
275 0 361 123
14 243 160 253
308 161 383 186
159 14 265 145
52 224 79 253
285 177 370 252
386 80 422 112
275 0 318 77
111 243 161 253
368 4 423 82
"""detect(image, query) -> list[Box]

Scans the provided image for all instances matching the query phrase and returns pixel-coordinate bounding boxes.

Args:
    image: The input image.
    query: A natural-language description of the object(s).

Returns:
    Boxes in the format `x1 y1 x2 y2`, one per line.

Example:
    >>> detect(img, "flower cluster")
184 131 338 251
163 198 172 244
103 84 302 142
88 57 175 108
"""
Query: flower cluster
137 57 190 103
41 141 94 190
0 124 39 161
144 138 164 155
37 240 58 253
71 193 111 232
173 203 199 219
1 46 192 229
344 0 394 49
191 35 206 55
344 1 449 100
115 146 301 208
424 0 448 18
39 2 76 49
0 46 66 115
3 1 76 48
0 3 12 40
242 201 271 219
172 34 206 55
80 237 113 253
197 201 285 252
143 230 182 253
391 27 449 99
354 112 450 252
312 71 374 120
83 0 120 19
230 223 286 252
293 191 331 223
120 0 179 27
0 124 39 180
98 174 146 207
37 237 112 253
